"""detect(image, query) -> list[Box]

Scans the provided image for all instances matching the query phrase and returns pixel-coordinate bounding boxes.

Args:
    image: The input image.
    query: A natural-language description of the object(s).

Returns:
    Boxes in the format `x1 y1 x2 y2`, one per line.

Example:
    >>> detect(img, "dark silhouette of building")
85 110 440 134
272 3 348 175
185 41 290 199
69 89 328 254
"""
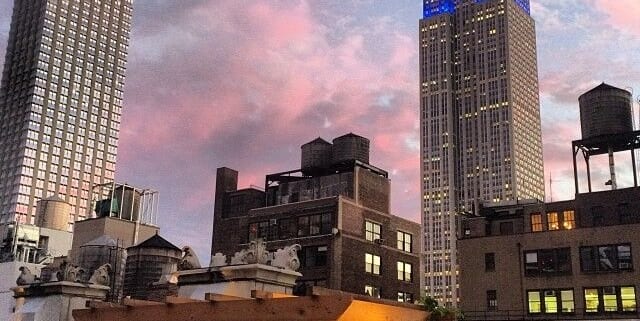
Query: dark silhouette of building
211 133 422 302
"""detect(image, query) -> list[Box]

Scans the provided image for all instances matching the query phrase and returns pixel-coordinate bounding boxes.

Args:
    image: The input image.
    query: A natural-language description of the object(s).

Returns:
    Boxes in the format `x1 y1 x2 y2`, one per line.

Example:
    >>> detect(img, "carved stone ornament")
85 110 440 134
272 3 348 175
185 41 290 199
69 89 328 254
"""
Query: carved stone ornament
271 244 302 271
89 263 112 286
245 239 269 264
178 246 202 271
16 266 39 285
210 252 228 267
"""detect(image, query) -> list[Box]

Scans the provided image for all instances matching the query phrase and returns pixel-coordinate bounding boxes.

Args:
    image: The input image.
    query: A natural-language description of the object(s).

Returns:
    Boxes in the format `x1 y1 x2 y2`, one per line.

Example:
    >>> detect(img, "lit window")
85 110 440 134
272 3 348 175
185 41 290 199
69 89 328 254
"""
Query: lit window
562 210 575 229
365 253 380 275
365 221 381 242
527 290 574 314
365 285 380 298
528 291 541 313
397 261 412 282
584 286 637 313
397 231 412 252
487 290 497 311
398 292 413 303
530 213 542 232
547 212 559 230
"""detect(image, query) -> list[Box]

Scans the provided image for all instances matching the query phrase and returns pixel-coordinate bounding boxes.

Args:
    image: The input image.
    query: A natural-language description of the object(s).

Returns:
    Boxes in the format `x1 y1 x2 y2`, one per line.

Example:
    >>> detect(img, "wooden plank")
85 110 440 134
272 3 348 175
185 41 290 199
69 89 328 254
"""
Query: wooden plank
123 298 164 307
73 294 354 321
165 295 206 304
204 293 247 302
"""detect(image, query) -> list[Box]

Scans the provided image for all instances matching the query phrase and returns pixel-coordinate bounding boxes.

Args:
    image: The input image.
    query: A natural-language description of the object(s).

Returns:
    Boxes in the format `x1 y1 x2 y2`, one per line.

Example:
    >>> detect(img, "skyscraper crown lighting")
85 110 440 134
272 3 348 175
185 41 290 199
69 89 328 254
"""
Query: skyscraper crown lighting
423 0 531 18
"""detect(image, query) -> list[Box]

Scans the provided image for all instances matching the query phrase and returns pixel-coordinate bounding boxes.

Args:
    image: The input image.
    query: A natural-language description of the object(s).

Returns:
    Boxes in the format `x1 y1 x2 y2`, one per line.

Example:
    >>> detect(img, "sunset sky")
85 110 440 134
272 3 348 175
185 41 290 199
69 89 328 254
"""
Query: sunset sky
1 0 639 261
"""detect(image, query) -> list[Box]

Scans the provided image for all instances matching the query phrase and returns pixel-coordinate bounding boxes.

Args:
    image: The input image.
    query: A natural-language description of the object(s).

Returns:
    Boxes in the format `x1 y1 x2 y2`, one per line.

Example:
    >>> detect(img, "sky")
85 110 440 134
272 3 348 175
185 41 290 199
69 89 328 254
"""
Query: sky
0 0 639 262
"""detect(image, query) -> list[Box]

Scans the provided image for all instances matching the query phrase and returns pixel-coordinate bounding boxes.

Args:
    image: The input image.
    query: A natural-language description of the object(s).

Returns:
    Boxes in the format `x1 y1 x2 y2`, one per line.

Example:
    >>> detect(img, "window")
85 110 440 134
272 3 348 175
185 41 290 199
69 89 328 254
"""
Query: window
485 253 495 272
580 244 633 273
524 248 571 276
527 289 574 314
278 218 297 239
365 285 380 298
397 261 412 282
530 213 543 232
487 290 497 311
309 214 321 235
584 286 636 313
248 221 269 241
562 210 575 229
499 221 514 235
300 246 328 268
297 216 309 237
365 253 380 275
398 292 413 303
547 212 559 230
397 231 412 252
365 221 381 241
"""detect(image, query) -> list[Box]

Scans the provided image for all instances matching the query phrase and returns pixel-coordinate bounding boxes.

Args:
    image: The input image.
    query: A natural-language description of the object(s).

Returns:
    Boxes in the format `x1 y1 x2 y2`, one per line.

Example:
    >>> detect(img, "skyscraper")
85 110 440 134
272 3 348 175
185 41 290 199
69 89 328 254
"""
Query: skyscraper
0 0 132 232
419 0 544 304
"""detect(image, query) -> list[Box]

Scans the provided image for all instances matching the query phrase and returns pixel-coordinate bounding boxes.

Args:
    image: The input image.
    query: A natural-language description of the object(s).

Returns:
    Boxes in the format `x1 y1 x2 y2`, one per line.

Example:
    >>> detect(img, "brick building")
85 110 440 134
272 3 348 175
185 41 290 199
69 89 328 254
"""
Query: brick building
211 134 422 302
458 84 640 319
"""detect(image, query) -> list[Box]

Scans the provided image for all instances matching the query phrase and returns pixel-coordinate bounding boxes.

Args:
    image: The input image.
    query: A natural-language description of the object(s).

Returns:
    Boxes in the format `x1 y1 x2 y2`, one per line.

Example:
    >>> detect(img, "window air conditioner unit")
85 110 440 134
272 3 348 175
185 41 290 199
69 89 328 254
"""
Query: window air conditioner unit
603 287 616 295
544 290 555 297
374 238 385 245
270 219 277 225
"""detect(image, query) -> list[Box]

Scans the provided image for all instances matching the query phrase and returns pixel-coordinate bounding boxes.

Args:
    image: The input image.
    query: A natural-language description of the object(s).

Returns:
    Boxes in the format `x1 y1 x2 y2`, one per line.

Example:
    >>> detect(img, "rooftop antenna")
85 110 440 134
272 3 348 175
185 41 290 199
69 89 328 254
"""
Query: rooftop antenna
549 172 553 202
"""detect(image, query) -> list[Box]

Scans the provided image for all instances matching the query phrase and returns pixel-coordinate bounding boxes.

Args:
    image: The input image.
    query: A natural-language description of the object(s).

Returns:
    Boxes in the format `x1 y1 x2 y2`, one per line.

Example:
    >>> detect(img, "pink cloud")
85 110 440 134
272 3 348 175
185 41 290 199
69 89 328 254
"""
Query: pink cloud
593 0 640 36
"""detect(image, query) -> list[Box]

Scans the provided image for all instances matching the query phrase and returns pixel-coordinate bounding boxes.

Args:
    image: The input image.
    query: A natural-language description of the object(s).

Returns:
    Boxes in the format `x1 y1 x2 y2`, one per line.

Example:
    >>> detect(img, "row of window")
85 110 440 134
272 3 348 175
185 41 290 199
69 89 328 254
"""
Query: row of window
248 213 332 241
526 286 636 314
365 253 413 282
364 285 414 303
530 210 575 232
365 220 413 253
521 244 633 276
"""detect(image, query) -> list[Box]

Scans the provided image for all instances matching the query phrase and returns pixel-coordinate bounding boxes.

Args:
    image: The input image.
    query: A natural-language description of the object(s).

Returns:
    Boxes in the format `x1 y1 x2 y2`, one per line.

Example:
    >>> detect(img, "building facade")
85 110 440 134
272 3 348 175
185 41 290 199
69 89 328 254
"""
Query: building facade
419 0 544 304
0 0 132 232
459 187 640 319
211 134 422 302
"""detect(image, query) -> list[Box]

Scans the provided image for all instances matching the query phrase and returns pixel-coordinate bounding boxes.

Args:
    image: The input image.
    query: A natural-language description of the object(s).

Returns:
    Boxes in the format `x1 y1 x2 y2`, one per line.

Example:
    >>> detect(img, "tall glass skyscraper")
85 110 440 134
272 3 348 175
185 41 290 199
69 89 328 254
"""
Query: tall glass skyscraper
419 0 544 304
0 0 132 230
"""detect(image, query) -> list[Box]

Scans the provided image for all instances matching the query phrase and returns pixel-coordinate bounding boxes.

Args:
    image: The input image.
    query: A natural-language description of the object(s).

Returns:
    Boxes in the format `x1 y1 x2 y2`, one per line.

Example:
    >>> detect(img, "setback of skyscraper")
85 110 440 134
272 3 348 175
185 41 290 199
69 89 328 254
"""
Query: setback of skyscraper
419 0 544 305
0 0 132 252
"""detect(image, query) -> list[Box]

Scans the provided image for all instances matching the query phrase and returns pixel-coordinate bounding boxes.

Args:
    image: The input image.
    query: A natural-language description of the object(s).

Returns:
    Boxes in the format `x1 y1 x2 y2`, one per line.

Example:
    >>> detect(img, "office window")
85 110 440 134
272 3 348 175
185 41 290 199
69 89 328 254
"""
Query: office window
278 218 297 239
320 213 332 234
528 291 541 313
365 285 380 298
365 253 380 275
547 212 559 230
397 231 412 252
365 221 381 241
524 248 571 276
487 290 497 311
309 214 322 235
397 261 412 282
584 286 637 313
499 221 514 235
527 289 574 314
530 213 543 232
398 292 413 303
580 244 633 272
248 221 269 241
300 246 328 268
297 216 309 237
562 210 575 229
485 253 495 272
